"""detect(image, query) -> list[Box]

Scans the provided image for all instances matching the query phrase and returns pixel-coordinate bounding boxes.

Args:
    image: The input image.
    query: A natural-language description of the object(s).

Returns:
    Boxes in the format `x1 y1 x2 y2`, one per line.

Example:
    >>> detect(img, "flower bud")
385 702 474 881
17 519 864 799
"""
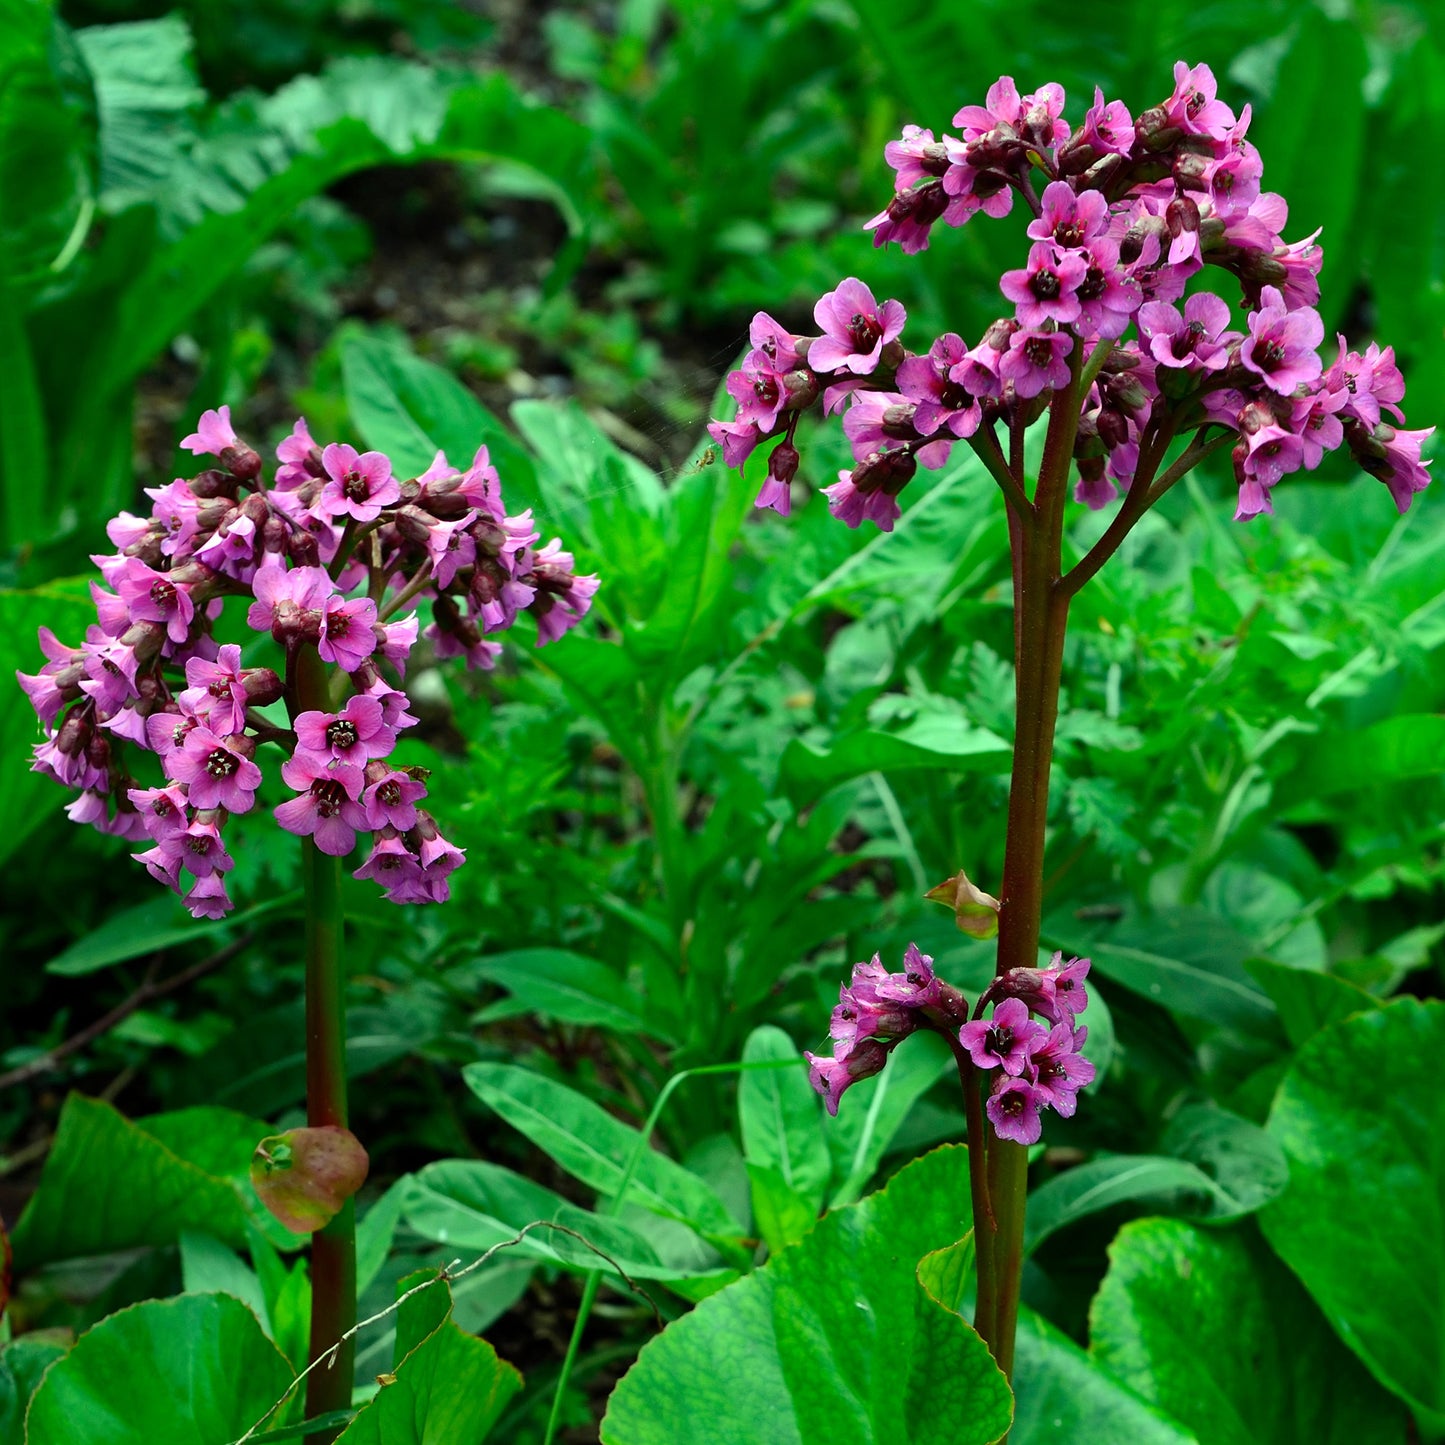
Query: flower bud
288 530 321 568
781 368 820 411
188 469 238 501
769 441 800 485
242 667 283 706
1134 105 1183 153
1172 152 1210 192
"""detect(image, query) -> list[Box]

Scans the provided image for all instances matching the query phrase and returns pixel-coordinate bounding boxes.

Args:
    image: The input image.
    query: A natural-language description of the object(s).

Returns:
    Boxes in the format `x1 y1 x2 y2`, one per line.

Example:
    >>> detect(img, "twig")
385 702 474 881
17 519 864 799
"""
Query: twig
0 934 254 1093
230 1220 661 1445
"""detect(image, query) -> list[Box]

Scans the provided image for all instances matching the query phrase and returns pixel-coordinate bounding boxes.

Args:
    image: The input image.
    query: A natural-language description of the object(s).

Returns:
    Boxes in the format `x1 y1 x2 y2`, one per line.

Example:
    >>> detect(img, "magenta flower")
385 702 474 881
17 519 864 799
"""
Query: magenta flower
246 563 333 636
822 448 916 532
749 312 802 373
809 278 906 375
180 406 238 457
128 784 191 840
178 644 248 737
1138 293 1234 372
999 328 1073 399
959 997 1046 1075
360 765 427 831
165 728 262 813
294 695 396 767
1239 286 1324 395
754 441 800 516
726 358 790 431
872 943 942 1007
1029 1022 1096 1117
1072 240 1141 339
275 417 320 489
174 817 235 879
318 595 379 672
987 1077 1045 1145
110 560 196 644
353 830 426 901
805 1041 888 1117
707 418 764 470
1000 242 1088 328
1043 952 1091 1020
1026 182 1109 249
317 443 400 523
1076 86 1133 157
275 753 367 856
1163 61 1236 140
184 873 233 920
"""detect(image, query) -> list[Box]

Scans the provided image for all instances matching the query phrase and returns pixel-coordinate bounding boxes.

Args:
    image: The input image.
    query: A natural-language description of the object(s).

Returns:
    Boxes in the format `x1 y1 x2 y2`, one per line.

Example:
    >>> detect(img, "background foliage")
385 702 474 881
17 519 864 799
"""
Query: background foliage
1 0 1441 1440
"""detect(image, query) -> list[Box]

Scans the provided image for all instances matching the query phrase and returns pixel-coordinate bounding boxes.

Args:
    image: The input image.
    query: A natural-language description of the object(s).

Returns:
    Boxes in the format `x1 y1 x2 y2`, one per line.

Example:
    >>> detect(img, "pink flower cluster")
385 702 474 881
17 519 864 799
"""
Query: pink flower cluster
804 945 1094 1143
709 64 1432 529
19 407 598 919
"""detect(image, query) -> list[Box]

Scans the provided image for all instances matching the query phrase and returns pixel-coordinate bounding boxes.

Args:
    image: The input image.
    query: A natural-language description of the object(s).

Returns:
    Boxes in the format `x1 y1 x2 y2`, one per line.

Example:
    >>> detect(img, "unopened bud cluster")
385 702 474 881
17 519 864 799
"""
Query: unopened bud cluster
18 407 598 918
805 945 1094 1144
710 63 1431 528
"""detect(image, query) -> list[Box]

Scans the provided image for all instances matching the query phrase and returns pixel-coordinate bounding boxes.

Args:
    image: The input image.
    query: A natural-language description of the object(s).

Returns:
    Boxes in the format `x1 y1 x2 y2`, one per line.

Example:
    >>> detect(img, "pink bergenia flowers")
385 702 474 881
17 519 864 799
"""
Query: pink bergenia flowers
707 64 1431 528
19 408 597 919
805 944 1096 1144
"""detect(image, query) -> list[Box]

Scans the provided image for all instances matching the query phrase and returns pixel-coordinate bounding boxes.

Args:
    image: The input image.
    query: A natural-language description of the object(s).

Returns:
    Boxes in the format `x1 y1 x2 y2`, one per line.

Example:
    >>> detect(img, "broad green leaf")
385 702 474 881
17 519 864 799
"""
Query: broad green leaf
0 581 99 869
600 1145 1012 1445
179 1229 267 1324
1091 1219 1406 1445
1261 998 1445 1428
341 327 537 501
25 1293 292 1445
1246 957 1381 1048
738 1026 829 1250
0 2 97 283
1301 714 1445 793
464 1063 743 1241
1012 1308 1197 1445
780 720 1011 808
1157 1104 1288 1216
824 1029 953 1207
0 280 49 551
1065 907 1277 1034
44 889 298 975
10 1097 297 1267
471 948 656 1036
0 1336 67 1445
74 16 203 212
336 1270 521 1444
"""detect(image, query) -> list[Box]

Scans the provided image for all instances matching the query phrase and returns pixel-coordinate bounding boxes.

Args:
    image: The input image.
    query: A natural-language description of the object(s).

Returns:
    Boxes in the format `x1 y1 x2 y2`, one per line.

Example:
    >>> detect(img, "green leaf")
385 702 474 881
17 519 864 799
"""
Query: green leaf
10 1097 297 1267
25 1293 293 1445
471 948 656 1036
824 1030 953 1207
1013 1307 1198 1445
1091 1219 1406 1445
600 1145 1013 1445
1261 998 1445 1428
0 279 49 551
1066 907 1277 1034
0 581 100 869
0 3 97 283
1245 957 1381 1048
336 1270 522 1444
1301 714 1445 793
780 720 1010 808
0 1336 68 1445
44 889 298 975
464 1063 743 1242
403 1158 725 1285
737 1027 830 1251
341 327 538 501
74 16 203 212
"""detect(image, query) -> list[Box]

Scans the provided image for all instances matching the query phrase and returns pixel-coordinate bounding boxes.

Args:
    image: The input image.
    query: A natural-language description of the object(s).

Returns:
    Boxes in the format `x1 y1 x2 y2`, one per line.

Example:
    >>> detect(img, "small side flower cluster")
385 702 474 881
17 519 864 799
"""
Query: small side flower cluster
804 945 1095 1144
18 407 598 918
709 64 1431 529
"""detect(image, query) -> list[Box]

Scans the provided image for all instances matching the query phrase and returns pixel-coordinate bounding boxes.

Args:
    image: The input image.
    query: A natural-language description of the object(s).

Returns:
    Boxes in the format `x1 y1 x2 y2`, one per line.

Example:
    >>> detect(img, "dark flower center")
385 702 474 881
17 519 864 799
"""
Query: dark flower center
1030 269 1061 301
378 780 402 806
1024 337 1055 367
1040 1060 1066 1083
343 469 371 502
150 580 177 610
986 1024 1014 1057
1187 88 1207 117
209 678 233 698
753 375 780 405
1255 339 1286 370
847 311 883 351
329 612 351 637
1078 265 1106 301
327 720 358 751
998 1093 1025 1118
312 780 347 817
188 835 213 856
205 748 238 779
